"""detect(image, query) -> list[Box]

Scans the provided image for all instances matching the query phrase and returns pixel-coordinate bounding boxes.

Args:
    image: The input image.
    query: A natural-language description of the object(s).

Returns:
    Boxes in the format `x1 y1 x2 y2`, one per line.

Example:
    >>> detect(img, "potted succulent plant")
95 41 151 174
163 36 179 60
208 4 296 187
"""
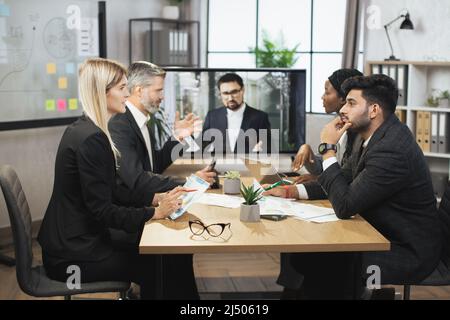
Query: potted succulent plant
223 171 241 194
239 184 263 222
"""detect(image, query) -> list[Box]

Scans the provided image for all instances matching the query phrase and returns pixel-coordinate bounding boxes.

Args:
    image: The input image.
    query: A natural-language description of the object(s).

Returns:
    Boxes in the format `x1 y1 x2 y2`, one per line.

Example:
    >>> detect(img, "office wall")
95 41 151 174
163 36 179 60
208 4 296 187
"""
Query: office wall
363 0 450 61
0 127 65 228
104 0 164 64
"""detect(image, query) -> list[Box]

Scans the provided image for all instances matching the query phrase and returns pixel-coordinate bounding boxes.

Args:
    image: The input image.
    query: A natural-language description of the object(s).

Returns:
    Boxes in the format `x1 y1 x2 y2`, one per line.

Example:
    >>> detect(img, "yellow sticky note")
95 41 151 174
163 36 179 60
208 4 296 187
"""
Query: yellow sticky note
68 98 78 110
58 77 67 89
46 63 56 74
45 99 55 111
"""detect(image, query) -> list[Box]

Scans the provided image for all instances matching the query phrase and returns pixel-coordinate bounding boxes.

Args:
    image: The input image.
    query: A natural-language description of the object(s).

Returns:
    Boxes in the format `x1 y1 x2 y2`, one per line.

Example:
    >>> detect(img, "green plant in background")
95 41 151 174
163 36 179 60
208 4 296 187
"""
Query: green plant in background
440 90 450 100
147 109 172 150
240 184 263 205
224 171 240 180
250 30 299 68
426 95 440 107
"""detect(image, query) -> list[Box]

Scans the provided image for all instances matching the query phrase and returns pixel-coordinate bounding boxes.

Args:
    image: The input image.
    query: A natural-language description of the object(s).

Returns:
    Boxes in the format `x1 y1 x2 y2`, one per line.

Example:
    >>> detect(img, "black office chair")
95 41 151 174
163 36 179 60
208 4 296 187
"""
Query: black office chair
0 165 130 300
1 207 15 267
0 253 15 266
403 181 450 300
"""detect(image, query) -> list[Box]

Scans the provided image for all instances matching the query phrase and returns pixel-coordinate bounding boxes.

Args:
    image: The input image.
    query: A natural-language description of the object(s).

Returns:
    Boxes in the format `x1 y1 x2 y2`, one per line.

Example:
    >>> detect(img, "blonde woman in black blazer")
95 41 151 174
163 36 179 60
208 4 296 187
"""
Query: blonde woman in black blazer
38 58 197 299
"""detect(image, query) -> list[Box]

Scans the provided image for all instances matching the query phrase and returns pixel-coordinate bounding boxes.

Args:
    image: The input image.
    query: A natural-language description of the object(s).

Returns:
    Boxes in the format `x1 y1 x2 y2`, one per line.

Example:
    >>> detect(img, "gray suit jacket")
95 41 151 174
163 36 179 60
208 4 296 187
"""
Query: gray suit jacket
109 108 185 207
318 114 442 284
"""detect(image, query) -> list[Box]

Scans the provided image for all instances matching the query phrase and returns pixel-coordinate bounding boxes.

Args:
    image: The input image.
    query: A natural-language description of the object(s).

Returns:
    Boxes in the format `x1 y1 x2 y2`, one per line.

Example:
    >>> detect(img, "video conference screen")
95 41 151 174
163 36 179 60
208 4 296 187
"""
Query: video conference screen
161 68 306 153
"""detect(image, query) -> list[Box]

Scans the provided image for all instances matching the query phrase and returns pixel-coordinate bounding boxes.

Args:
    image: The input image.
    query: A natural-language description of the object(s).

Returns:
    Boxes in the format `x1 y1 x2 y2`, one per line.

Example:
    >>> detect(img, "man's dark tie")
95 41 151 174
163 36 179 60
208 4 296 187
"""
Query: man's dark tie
356 140 365 164
341 132 355 168
145 119 156 171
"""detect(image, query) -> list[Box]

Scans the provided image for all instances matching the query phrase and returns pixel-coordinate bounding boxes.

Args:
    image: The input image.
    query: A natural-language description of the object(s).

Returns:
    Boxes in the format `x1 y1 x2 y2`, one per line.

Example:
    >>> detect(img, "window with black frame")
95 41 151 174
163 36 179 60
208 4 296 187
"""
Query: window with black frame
206 0 364 114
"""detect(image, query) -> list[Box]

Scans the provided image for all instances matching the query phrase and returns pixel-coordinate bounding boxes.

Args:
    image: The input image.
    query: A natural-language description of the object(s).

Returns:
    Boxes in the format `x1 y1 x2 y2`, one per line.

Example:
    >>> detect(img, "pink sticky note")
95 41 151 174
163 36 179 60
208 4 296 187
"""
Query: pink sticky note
57 99 67 111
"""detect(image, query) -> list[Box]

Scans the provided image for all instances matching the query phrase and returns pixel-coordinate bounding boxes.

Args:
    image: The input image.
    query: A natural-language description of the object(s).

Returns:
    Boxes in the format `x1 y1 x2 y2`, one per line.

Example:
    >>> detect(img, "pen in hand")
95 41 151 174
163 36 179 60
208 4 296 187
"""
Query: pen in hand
264 181 285 191
264 178 294 190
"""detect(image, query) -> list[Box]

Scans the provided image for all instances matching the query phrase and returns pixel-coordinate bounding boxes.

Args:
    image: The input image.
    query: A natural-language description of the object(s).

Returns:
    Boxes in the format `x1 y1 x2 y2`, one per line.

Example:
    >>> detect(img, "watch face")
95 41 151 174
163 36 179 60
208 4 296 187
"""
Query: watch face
318 143 326 154
318 143 336 155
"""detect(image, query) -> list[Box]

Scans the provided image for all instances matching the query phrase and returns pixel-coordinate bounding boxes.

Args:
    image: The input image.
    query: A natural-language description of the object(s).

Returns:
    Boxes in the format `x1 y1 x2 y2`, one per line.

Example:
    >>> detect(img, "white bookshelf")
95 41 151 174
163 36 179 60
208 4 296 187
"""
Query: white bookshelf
366 60 450 190
423 152 450 160
396 106 450 113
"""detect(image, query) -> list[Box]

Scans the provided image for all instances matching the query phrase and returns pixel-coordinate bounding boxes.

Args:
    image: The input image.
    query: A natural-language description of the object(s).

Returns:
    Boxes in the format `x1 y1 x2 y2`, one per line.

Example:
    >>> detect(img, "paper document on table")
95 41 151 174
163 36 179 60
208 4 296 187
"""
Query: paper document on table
169 175 210 220
307 214 340 223
259 196 297 216
195 193 243 209
259 196 338 223
250 179 338 223
289 202 339 223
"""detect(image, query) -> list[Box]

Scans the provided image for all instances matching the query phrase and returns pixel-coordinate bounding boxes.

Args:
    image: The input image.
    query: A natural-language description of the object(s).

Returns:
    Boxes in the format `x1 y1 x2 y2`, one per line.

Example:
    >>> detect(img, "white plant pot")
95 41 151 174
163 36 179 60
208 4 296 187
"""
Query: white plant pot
162 6 180 20
240 204 260 222
439 98 449 108
223 178 240 194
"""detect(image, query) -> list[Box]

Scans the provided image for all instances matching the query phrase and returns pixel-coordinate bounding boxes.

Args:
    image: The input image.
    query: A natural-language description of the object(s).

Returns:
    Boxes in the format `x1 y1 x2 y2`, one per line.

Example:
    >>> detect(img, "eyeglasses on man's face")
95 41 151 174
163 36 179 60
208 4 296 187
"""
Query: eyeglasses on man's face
189 219 231 237
220 88 242 98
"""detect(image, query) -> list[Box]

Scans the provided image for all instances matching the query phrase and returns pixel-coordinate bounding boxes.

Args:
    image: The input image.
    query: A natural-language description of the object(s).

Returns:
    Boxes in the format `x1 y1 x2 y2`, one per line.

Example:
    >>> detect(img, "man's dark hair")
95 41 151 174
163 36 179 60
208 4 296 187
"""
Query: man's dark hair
217 73 244 90
341 74 399 116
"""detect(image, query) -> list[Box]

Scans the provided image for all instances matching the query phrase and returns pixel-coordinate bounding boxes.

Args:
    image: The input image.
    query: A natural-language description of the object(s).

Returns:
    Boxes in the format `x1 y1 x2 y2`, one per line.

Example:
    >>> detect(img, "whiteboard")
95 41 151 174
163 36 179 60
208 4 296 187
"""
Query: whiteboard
0 0 99 123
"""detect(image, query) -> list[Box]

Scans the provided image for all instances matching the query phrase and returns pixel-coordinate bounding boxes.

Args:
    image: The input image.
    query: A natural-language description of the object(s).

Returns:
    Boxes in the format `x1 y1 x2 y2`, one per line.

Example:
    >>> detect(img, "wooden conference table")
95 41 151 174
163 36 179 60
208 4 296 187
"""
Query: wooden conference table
139 158 390 299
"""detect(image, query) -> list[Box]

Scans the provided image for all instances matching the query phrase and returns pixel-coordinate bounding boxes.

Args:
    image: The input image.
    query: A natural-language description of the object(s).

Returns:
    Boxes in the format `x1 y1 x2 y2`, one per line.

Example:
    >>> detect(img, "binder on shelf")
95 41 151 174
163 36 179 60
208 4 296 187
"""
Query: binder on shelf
395 109 406 123
431 112 439 153
183 31 190 65
178 30 183 64
178 31 189 65
145 29 178 66
438 113 449 153
169 30 175 64
389 65 397 80
422 111 431 152
174 29 180 65
371 64 380 75
397 65 407 106
370 63 409 106
416 111 424 150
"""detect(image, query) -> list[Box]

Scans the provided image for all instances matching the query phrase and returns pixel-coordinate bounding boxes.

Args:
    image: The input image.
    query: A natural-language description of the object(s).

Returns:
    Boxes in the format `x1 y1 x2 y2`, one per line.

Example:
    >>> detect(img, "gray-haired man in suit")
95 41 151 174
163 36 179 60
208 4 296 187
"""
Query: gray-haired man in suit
268 74 444 299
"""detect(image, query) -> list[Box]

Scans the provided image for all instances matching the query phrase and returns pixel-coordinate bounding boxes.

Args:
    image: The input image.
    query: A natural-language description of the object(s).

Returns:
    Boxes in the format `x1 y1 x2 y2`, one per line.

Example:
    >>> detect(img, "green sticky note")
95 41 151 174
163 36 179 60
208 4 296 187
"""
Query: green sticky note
45 99 55 111
68 98 78 110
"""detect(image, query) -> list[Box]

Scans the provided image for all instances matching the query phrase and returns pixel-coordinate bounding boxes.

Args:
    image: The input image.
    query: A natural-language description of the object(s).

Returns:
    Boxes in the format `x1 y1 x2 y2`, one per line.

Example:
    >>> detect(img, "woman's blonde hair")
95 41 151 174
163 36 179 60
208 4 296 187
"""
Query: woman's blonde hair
78 58 127 162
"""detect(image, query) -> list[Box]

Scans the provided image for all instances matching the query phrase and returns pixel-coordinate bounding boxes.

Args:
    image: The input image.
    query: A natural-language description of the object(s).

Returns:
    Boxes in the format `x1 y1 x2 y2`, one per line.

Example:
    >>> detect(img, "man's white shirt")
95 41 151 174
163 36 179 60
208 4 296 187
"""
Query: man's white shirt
227 103 246 152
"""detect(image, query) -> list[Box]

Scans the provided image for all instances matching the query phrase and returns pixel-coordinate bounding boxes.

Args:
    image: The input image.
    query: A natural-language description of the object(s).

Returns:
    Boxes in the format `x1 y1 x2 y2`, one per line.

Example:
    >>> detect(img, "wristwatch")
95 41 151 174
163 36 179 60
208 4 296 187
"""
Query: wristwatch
318 143 337 155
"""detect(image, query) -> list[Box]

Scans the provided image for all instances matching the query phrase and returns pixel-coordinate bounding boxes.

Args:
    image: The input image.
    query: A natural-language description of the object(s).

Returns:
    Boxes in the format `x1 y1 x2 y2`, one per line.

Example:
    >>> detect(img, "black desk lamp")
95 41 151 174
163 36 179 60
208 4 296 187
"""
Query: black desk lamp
384 11 414 61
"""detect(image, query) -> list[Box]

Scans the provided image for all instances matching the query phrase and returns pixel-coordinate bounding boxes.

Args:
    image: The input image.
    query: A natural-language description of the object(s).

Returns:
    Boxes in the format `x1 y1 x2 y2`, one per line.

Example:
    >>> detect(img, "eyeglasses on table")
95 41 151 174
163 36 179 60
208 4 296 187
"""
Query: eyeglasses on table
188 219 231 237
